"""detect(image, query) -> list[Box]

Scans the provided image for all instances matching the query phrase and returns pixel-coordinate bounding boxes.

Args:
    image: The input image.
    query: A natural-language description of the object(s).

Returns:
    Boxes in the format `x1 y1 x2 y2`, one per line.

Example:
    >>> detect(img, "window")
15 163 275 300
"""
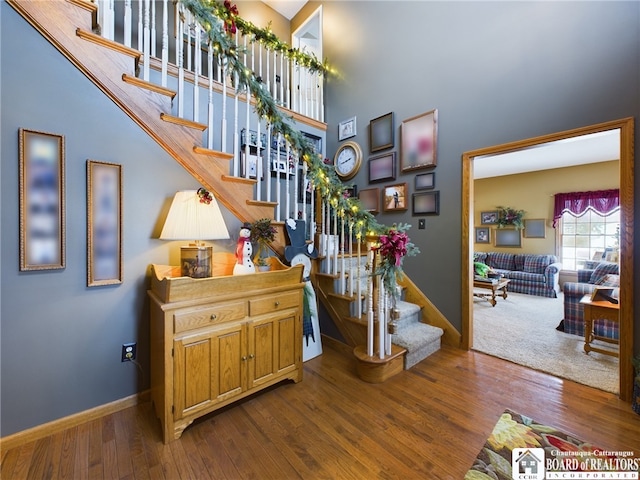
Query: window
559 208 619 270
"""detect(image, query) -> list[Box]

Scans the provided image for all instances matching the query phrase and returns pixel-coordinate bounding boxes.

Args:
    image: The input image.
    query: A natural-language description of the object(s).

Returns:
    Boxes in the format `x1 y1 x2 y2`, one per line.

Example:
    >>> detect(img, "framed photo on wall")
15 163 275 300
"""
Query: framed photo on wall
524 219 546 238
475 227 491 244
480 211 499 225
401 109 438 172
383 183 408 212
369 112 394 153
415 172 435 190
412 191 440 215
19 128 66 271
368 152 396 183
87 160 123 286
358 187 380 214
494 228 521 247
338 116 356 141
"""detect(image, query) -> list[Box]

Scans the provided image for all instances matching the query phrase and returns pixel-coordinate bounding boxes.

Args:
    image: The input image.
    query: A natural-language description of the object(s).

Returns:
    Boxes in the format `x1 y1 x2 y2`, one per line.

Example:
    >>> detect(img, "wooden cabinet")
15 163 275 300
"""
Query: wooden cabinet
148 260 304 443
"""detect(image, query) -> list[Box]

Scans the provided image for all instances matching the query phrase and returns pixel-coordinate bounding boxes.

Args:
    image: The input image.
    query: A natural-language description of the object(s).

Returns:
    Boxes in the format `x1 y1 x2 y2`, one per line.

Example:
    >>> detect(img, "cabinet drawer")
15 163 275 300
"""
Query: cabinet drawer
250 290 300 316
174 300 247 333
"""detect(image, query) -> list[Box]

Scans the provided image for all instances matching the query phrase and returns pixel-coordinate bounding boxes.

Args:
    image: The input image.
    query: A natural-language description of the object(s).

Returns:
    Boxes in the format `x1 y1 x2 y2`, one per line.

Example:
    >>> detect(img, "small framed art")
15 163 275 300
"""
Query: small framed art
338 116 356 141
480 211 499 225
383 183 407 212
369 112 394 153
494 229 521 248
358 187 380 214
401 109 438 172
415 172 435 190
524 219 546 238
87 160 123 286
475 227 491 244
412 191 439 215
368 152 396 183
19 128 66 271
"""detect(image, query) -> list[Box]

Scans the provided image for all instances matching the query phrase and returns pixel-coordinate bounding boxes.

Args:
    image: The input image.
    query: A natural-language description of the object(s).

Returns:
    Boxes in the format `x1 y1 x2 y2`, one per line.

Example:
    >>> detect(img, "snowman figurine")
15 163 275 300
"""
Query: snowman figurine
233 222 256 275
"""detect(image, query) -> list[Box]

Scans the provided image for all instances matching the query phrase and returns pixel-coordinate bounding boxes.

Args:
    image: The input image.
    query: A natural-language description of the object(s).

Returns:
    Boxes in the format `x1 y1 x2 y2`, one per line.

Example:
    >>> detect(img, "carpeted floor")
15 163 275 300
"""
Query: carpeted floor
465 409 634 479
473 291 618 394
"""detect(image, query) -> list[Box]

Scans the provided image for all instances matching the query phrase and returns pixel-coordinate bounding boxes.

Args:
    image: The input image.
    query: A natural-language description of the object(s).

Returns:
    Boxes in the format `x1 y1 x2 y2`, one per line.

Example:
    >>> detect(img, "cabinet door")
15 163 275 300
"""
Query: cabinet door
173 322 245 420
247 311 300 389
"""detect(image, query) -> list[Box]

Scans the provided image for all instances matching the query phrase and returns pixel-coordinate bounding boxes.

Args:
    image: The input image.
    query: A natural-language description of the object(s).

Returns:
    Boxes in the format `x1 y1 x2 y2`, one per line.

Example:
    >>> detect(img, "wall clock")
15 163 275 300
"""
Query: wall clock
334 140 363 180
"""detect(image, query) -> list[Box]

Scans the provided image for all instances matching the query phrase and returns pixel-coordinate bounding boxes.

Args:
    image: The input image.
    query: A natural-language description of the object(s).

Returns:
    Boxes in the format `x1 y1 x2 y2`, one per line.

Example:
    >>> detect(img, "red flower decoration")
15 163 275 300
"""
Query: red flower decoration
197 187 213 205
223 1 238 34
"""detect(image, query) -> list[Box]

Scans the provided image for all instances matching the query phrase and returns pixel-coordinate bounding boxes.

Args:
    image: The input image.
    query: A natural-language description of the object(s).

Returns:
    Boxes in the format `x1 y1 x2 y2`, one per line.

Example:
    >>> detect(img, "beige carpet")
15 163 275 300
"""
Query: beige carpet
473 291 619 394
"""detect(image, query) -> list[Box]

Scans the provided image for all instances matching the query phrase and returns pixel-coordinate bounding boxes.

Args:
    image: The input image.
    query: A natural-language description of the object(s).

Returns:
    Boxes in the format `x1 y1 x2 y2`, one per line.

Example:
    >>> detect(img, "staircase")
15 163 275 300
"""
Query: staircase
8 0 459 374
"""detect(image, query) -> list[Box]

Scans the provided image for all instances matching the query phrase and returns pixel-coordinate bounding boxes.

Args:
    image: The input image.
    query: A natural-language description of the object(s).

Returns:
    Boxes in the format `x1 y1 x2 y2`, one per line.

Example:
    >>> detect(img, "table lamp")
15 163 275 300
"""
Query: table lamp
159 189 230 278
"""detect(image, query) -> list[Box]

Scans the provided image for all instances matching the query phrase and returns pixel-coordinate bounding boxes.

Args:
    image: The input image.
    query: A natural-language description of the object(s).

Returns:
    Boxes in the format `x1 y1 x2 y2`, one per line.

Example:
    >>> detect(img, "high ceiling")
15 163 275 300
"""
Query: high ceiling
260 0 308 20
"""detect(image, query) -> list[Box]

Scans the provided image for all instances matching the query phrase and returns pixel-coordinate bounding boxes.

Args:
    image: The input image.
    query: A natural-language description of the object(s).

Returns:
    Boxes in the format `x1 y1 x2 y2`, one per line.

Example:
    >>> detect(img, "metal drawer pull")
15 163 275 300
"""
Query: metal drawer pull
275 301 280 307
210 314 217 320
249 354 255 359
242 356 247 361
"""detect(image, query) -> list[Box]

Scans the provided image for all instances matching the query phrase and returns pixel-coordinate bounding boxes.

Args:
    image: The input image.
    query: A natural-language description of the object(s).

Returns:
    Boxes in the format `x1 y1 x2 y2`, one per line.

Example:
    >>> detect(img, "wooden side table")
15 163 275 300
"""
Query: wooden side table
579 294 620 357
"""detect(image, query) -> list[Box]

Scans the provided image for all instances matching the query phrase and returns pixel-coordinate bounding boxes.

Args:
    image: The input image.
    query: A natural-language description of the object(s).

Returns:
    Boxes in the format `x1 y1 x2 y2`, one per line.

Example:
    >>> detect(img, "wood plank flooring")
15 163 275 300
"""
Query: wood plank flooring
2 341 639 479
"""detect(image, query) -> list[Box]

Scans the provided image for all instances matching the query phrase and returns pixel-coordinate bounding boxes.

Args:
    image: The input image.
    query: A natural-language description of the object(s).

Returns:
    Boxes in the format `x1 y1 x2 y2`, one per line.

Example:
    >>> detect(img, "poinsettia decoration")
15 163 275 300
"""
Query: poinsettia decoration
497 206 525 230
374 223 419 300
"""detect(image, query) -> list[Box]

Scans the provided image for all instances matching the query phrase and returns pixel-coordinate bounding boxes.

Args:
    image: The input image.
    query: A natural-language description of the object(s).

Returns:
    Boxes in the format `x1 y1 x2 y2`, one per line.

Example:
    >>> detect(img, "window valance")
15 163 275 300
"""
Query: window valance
553 189 619 227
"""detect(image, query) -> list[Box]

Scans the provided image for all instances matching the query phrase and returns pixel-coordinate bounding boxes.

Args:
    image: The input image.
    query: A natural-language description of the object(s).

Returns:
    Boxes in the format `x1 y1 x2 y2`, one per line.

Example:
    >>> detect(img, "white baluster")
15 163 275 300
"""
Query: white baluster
150 0 156 57
161 0 168 87
367 244 374 357
256 120 262 201
357 236 362 318
177 5 184 118
124 0 132 48
333 207 338 275
279 53 284 106
193 22 200 122
349 222 354 296
233 70 239 176
266 125 272 202
285 142 291 216
221 60 227 153
137 0 142 51
143 0 150 81
340 215 345 295
378 271 384 359
207 44 214 149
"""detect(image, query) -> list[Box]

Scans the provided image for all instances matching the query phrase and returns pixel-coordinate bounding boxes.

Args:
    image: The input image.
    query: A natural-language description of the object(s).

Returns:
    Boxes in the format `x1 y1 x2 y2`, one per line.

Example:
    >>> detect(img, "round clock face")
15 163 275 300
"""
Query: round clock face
334 141 363 180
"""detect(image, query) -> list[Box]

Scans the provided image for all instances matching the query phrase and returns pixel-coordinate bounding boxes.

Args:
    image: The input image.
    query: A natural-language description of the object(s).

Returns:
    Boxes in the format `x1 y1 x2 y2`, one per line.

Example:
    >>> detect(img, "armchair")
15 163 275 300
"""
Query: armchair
561 262 620 338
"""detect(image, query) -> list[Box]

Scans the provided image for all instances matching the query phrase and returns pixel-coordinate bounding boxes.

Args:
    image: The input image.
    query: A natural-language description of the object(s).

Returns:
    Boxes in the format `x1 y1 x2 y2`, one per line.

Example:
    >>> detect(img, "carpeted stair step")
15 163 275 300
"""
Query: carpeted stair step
388 300 421 333
392 323 444 370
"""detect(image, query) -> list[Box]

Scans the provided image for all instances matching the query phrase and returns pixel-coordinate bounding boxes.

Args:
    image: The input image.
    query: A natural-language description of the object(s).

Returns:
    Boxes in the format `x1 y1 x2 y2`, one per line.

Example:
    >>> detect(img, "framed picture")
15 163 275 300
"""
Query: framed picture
412 191 440 215
524 219 546 238
87 160 122 286
401 109 438 172
368 152 396 183
494 228 521 248
338 116 356 141
358 187 379 214
415 172 435 190
344 185 358 200
383 183 407 212
475 227 491 244
369 112 394 153
480 211 499 225
19 128 66 271
241 152 263 179
302 131 322 155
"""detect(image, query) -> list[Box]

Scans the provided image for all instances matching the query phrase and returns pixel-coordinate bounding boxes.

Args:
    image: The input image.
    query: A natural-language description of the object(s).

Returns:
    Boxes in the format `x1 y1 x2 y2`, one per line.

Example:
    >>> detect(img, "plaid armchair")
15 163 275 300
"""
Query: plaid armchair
561 262 620 338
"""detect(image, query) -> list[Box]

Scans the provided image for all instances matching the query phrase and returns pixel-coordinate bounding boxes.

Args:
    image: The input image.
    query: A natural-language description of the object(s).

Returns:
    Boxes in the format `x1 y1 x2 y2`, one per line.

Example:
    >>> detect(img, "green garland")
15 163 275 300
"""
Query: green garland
180 0 387 238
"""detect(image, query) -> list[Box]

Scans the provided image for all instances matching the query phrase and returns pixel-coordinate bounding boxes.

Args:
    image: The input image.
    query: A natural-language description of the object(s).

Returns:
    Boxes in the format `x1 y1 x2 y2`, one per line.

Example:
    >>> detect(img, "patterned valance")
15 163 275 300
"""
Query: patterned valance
553 189 619 227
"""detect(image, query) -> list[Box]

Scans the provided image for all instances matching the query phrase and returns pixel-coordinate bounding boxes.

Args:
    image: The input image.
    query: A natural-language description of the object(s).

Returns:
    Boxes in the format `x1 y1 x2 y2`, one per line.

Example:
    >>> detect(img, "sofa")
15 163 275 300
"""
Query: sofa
561 261 620 338
474 252 562 298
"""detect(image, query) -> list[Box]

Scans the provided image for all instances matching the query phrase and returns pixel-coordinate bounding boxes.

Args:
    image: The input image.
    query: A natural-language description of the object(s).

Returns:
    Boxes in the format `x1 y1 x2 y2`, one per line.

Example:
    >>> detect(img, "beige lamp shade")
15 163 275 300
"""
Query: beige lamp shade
160 190 230 278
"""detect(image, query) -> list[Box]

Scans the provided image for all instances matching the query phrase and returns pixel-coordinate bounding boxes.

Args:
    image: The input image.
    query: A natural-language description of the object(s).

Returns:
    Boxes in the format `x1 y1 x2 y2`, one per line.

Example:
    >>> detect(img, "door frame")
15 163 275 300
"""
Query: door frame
461 117 635 401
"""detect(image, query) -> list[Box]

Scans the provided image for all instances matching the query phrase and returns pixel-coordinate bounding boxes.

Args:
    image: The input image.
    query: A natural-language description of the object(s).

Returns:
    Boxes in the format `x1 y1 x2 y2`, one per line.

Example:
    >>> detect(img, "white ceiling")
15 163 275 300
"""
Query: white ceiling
260 0 308 20
473 130 620 179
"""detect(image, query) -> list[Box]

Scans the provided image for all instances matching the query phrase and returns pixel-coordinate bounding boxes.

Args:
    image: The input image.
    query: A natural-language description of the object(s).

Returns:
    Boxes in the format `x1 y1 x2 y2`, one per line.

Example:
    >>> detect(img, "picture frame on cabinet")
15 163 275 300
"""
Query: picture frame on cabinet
338 116 357 141
415 172 435 190
19 128 66 271
401 109 438 172
368 152 396 183
87 160 123 286
358 187 380 214
369 112 394 153
383 183 408 212
412 191 440 215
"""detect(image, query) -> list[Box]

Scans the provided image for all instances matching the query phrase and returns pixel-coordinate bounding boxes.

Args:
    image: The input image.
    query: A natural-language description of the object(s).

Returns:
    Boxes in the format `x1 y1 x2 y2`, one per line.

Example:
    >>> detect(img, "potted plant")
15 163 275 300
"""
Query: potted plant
250 218 277 271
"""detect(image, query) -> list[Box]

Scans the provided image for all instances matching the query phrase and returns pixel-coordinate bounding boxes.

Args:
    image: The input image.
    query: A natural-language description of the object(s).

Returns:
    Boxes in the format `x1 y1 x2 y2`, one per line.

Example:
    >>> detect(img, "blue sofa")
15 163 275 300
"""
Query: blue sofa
561 262 619 338
474 252 562 298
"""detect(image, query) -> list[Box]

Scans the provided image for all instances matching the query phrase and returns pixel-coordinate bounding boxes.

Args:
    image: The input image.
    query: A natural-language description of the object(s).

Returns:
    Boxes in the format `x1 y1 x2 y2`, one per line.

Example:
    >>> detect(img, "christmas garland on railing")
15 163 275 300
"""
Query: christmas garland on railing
181 0 386 238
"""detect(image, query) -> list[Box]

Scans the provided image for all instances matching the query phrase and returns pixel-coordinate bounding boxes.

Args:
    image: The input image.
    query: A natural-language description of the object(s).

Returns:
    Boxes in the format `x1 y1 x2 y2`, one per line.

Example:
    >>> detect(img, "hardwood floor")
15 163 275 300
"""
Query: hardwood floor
2 341 639 479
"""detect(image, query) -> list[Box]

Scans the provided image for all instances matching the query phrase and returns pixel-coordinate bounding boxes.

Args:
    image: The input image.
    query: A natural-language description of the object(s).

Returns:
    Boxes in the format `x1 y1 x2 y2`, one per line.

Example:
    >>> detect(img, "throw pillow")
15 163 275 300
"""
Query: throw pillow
595 274 620 287
589 262 619 284
523 255 552 274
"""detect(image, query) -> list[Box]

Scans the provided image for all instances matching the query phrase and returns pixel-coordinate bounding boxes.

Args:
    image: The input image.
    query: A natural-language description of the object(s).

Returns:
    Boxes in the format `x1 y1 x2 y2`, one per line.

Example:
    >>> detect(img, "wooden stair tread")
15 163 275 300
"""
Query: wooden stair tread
193 146 233 160
160 113 207 131
122 74 176 98
76 28 140 60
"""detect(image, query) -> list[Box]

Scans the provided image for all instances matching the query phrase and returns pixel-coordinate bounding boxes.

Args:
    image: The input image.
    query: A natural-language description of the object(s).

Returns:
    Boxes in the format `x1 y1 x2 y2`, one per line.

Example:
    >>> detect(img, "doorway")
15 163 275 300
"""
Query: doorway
461 118 635 401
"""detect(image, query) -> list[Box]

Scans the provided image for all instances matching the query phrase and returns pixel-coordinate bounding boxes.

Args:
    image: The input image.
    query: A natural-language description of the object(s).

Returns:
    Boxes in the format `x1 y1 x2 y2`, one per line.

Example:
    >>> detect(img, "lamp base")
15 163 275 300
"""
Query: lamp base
180 246 212 278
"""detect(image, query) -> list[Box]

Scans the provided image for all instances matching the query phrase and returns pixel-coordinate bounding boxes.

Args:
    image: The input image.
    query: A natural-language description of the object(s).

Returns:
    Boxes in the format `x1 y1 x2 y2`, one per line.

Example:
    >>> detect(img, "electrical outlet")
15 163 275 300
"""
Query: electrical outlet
418 219 426 229
121 343 137 362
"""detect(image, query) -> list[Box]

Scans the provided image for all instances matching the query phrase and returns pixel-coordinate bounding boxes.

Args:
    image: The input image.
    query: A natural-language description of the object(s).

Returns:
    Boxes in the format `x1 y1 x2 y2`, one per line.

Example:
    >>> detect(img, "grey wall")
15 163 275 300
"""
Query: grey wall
320 1 639 341
0 3 242 436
